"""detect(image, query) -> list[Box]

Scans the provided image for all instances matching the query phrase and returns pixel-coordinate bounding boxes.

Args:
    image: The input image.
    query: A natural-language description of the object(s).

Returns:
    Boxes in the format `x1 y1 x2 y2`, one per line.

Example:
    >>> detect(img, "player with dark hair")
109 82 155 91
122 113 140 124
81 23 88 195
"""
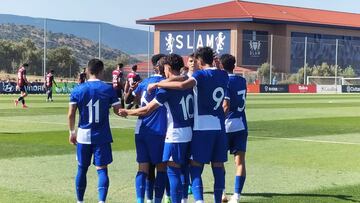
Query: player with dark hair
14 63 30 108
123 54 168 203
78 68 87 84
68 59 122 203
45 69 57 102
148 47 229 203
120 54 192 203
220 54 248 203
112 63 125 108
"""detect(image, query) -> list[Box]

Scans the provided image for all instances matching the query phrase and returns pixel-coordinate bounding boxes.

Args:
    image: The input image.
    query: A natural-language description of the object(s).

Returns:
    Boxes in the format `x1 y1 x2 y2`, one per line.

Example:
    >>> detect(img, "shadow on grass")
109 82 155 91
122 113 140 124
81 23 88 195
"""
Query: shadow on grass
203 192 359 202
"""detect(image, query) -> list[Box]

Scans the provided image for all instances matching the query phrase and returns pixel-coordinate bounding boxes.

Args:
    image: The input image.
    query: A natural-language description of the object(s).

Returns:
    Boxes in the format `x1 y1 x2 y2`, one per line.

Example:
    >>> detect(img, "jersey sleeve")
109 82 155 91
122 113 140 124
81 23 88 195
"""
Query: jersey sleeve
132 81 143 96
69 88 79 105
191 70 204 86
224 81 231 101
154 88 168 106
109 88 120 107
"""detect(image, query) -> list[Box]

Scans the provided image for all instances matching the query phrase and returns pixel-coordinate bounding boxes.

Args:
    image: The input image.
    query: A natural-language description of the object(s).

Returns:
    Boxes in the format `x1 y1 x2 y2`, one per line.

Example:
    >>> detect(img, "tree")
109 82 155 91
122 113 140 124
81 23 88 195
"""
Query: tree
47 46 79 78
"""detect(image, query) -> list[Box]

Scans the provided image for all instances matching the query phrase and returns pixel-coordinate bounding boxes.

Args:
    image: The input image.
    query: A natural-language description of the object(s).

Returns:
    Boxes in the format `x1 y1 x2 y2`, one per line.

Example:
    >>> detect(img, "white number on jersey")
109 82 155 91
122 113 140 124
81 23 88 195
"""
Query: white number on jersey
212 87 224 110
237 90 246 112
86 99 100 124
179 94 194 120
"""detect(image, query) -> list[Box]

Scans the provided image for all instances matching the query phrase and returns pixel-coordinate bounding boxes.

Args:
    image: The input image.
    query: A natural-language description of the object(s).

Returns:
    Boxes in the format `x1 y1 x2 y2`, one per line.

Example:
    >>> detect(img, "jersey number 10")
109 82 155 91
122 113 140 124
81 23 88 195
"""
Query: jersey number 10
87 99 100 124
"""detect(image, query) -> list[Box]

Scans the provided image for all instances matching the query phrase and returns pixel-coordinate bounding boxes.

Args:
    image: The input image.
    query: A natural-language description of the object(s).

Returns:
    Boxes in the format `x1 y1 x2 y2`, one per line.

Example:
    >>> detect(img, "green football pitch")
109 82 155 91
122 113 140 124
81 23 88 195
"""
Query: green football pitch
1 94 360 203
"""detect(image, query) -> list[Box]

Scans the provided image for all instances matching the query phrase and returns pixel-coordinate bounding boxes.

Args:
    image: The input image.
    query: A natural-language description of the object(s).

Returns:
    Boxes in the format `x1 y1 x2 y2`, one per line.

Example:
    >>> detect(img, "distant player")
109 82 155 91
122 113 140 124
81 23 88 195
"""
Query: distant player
112 63 125 108
148 47 229 203
14 63 30 108
121 54 193 203
123 54 167 203
125 64 142 109
45 69 57 102
183 53 199 78
220 54 248 203
78 68 87 84
68 59 121 203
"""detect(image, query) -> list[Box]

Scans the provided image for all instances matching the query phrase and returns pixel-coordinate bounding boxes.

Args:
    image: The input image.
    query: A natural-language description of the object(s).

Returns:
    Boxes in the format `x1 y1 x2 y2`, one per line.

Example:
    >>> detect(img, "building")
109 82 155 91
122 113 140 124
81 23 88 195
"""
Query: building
137 0 360 73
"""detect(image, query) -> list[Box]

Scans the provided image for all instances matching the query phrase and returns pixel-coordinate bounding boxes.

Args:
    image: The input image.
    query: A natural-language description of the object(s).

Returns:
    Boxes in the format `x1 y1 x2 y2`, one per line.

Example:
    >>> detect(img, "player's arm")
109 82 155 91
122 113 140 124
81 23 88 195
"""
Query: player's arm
148 78 195 93
67 104 77 145
112 103 122 116
223 99 230 115
53 78 57 87
124 82 140 104
120 99 160 117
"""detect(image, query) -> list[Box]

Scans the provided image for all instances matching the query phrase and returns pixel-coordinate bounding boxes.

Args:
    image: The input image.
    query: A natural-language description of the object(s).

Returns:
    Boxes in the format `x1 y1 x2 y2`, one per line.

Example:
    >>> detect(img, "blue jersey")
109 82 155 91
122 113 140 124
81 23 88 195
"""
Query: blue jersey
155 88 193 143
224 74 248 133
191 67 229 131
133 74 167 135
70 79 120 144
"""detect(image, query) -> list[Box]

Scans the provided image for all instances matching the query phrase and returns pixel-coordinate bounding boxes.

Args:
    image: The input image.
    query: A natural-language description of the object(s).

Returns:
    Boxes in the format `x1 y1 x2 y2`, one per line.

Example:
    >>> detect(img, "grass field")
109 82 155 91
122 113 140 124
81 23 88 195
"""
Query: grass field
1 94 360 203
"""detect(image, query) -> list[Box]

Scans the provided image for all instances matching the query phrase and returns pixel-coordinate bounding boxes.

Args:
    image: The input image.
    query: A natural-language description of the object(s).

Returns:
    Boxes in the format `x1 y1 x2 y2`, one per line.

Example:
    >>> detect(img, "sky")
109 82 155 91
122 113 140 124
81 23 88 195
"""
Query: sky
0 0 359 31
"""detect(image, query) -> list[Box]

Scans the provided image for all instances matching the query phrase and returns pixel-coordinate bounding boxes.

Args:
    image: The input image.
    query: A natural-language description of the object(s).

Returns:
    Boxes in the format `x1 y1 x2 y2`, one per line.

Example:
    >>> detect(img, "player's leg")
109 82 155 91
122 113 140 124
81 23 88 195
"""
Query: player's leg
189 131 216 203
147 134 166 203
163 142 189 203
180 164 190 203
20 87 28 107
49 88 53 101
136 134 151 203
211 131 228 203
93 143 113 203
146 164 155 203
229 131 248 203
75 143 92 202
164 175 171 203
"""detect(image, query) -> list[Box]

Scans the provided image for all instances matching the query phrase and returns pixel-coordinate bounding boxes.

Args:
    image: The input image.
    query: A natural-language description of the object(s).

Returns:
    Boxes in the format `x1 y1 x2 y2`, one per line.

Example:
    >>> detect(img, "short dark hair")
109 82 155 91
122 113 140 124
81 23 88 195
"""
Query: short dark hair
117 63 124 68
50 69 54 73
23 63 29 67
163 54 184 72
157 57 167 76
87 59 104 75
220 54 236 72
151 54 166 66
132 65 138 71
195 47 214 65
188 53 195 58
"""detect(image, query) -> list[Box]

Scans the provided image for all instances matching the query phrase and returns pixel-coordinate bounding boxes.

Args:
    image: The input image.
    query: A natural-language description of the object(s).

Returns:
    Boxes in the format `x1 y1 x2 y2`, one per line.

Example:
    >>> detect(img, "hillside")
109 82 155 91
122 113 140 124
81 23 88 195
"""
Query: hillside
0 24 137 65
0 14 154 55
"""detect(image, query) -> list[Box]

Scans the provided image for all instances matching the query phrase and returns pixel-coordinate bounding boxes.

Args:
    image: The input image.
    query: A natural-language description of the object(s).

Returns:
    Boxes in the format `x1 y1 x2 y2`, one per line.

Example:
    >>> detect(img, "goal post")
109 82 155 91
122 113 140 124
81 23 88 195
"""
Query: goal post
341 78 360 85
306 76 343 85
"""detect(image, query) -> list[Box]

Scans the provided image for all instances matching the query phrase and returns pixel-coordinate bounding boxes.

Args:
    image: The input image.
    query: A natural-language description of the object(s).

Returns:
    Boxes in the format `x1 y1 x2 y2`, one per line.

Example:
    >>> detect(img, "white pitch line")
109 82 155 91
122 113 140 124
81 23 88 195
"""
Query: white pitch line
250 135 360 145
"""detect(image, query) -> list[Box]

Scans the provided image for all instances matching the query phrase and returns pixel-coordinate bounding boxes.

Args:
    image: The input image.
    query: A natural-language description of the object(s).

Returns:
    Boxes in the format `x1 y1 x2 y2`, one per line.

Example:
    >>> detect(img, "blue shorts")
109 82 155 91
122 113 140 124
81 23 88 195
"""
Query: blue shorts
190 130 228 164
163 142 190 165
135 134 165 164
227 131 248 154
76 143 113 167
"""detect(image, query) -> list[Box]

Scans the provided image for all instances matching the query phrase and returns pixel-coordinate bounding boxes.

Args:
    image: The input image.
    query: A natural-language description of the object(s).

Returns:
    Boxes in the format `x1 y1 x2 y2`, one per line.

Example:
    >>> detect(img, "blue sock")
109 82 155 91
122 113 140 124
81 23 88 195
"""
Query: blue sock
97 168 109 202
154 171 166 203
168 166 182 203
75 165 88 201
235 176 246 195
180 165 190 199
136 171 147 203
190 165 204 201
212 167 225 203
165 174 171 197
146 179 154 200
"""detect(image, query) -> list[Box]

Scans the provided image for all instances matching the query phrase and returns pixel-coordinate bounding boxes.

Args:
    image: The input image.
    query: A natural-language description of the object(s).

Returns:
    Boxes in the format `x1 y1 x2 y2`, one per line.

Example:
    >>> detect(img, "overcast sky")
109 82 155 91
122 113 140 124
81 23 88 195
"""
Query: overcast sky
0 0 359 30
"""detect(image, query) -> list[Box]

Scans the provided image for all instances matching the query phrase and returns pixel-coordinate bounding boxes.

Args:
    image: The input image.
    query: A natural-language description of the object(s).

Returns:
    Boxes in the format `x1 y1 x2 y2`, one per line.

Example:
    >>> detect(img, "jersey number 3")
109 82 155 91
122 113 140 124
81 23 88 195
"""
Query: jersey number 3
87 99 100 124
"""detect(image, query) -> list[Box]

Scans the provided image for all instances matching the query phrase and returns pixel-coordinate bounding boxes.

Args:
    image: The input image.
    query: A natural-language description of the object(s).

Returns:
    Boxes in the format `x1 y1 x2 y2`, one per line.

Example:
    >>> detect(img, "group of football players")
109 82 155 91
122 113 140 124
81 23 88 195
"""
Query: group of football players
67 46 248 203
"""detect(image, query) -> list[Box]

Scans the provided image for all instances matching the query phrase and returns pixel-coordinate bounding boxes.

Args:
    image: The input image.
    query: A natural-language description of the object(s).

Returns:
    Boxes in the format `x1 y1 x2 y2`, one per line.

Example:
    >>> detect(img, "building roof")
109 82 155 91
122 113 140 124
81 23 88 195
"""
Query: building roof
137 0 360 30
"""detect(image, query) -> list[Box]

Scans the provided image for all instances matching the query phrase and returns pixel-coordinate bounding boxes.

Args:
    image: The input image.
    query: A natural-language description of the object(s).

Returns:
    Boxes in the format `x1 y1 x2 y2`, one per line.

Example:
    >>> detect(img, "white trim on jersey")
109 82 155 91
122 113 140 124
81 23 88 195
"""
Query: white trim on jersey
87 79 100 82
224 96 230 100
164 102 192 143
77 128 92 144
153 98 163 106
192 85 221 131
225 117 245 133
111 101 121 107
205 67 218 70
228 73 236 76
69 102 77 105
190 76 197 86
134 119 142 134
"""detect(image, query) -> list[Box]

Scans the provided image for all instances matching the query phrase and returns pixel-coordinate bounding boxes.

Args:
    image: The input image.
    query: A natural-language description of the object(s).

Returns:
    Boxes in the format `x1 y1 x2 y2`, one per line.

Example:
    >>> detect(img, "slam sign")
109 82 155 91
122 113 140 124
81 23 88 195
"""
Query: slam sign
161 30 230 55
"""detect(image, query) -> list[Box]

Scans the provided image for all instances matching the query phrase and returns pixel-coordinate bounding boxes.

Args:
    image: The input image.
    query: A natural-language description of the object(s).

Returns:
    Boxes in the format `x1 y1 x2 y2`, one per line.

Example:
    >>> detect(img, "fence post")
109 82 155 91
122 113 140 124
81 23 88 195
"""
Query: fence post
304 36 307 85
269 34 273 84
